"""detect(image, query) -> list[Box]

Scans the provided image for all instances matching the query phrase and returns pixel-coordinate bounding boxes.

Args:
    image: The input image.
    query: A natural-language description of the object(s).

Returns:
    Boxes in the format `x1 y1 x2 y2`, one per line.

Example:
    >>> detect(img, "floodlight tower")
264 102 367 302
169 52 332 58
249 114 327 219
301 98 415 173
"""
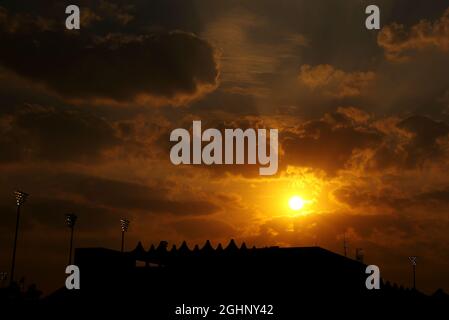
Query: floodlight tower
120 218 130 252
10 190 29 286
65 214 77 265
409 256 417 290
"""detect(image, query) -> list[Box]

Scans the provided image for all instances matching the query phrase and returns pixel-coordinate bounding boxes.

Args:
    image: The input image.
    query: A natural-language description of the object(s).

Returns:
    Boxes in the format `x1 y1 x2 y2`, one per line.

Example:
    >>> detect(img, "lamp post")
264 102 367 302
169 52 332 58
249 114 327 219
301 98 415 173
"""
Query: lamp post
120 218 130 252
409 256 417 290
65 214 77 265
10 190 28 286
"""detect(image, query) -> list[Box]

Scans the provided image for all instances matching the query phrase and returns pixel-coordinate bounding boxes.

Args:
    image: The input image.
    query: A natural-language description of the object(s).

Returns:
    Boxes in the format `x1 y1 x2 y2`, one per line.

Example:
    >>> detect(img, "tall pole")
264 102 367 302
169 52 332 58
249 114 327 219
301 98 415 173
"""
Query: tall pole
120 218 130 253
69 226 74 265
413 264 416 290
409 256 417 290
10 205 21 286
66 214 77 265
10 191 28 286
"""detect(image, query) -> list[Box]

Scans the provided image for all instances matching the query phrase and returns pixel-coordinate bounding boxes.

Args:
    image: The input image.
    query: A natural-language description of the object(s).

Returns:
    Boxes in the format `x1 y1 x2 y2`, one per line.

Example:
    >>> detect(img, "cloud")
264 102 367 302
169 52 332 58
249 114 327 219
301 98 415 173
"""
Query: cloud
171 218 236 240
22 198 119 231
397 115 449 166
0 7 219 105
94 0 134 26
0 105 119 162
1 0 449 295
202 8 307 95
417 186 449 204
281 109 449 175
0 170 220 217
298 64 375 98
331 179 449 244
282 109 382 175
188 89 259 116
378 7 449 62
65 174 220 215
0 5 56 33
156 110 449 178
336 106 371 124
368 115 449 170
333 186 410 212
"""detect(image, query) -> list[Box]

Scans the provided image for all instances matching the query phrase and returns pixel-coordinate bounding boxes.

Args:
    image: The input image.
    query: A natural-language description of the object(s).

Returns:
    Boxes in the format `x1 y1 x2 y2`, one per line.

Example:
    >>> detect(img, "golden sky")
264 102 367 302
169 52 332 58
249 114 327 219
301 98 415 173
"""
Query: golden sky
0 0 449 294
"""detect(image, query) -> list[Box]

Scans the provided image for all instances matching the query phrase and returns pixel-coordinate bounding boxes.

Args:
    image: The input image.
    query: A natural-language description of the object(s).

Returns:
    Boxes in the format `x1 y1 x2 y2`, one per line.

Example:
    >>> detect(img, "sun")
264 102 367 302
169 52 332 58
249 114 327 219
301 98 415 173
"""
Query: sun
289 195 305 211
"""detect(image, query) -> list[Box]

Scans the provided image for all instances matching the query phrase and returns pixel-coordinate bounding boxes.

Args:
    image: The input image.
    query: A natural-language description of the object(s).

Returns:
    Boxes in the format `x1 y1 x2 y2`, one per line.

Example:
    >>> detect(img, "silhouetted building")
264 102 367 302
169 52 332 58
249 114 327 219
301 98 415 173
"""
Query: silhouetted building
42 240 448 318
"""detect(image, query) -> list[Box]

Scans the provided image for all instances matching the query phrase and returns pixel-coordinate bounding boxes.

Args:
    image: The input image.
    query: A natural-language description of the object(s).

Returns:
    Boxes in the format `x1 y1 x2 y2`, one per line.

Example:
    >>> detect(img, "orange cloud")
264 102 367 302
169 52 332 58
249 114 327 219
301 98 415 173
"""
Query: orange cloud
298 64 375 98
378 8 449 62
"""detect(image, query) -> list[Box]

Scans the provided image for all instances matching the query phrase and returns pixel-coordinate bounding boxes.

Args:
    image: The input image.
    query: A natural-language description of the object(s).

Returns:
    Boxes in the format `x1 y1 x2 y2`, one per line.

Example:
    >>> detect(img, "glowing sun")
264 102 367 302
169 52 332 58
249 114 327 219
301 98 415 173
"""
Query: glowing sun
289 195 305 211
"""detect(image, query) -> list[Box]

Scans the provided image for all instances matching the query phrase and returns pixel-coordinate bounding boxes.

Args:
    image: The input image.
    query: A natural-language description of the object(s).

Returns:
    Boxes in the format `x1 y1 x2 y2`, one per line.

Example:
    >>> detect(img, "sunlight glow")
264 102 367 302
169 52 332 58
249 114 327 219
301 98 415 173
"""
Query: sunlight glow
289 195 305 211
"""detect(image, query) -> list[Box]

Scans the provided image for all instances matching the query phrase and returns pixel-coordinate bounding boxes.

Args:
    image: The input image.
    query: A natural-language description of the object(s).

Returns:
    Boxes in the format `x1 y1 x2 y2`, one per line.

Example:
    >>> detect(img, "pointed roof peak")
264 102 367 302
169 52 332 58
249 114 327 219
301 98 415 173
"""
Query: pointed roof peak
202 240 214 251
157 240 168 251
132 241 145 254
225 239 238 251
179 241 190 253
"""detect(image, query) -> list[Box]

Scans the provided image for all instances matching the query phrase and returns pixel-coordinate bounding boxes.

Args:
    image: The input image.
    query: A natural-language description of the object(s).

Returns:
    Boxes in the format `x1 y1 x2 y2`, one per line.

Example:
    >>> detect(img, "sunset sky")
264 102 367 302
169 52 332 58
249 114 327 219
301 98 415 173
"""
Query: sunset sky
1 0 449 294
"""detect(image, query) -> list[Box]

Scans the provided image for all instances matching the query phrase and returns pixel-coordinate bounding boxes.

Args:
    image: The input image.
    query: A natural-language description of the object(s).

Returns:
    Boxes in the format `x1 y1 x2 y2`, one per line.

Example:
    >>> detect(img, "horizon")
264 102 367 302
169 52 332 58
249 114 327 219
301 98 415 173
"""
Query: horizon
1 0 449 299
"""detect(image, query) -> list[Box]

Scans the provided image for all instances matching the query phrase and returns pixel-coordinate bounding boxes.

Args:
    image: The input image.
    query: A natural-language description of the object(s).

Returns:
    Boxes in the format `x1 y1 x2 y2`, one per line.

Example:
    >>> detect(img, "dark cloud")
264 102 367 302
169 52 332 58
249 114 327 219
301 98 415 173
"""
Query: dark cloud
153 116 281 178
369 115 449 170
417 187 449 204
189 90 259 116
382 0 449 27
21 198 119 231
0 171 219 216
0 105 118 162
282 110 382 175
0 6 218 104
333 186 405 210
241 0 449 68
157 111 449 178
0 0 205 32
334 183 449 215
281 112 449 174
399 116 449 159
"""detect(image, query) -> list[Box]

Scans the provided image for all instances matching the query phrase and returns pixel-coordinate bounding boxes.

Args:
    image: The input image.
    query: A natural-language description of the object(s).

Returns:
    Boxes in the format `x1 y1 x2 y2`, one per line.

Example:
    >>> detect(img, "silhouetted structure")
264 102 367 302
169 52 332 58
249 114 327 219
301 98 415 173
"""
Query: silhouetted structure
65 214 77 265
10 191 28 286
119 218 130 252
42 240 448 317
409 256 417 290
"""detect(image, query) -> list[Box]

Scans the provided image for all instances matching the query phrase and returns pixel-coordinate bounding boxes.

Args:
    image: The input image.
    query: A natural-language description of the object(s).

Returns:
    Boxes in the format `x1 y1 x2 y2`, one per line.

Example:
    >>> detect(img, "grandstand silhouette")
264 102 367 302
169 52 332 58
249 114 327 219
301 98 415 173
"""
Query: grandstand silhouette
43 240 448 317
